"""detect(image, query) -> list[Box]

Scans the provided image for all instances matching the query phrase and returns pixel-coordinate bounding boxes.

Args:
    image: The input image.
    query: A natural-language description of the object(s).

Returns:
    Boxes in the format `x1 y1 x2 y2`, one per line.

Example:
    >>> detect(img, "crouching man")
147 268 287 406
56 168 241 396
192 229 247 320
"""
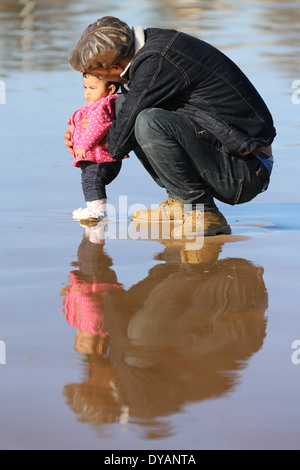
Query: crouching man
65 16 276 237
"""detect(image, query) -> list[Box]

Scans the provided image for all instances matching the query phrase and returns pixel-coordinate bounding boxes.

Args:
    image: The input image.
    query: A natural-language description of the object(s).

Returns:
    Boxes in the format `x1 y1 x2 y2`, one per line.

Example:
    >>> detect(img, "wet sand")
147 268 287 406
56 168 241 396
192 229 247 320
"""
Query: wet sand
0 205 300 450
1 0 300 450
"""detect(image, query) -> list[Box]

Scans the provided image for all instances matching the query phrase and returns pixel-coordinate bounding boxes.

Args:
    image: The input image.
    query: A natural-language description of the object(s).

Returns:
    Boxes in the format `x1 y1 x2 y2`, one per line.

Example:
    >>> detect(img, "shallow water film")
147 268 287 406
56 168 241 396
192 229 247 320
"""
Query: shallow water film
0 0 300 450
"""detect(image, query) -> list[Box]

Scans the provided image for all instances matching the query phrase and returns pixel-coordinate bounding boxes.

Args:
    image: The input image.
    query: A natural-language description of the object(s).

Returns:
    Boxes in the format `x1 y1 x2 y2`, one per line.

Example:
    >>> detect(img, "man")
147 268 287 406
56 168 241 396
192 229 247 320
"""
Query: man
65 16 276 237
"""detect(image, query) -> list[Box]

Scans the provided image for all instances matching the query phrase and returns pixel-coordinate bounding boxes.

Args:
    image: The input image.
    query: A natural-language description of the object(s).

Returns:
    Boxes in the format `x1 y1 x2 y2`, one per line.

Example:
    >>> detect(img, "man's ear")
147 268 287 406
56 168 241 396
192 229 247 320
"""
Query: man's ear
110 64 125 73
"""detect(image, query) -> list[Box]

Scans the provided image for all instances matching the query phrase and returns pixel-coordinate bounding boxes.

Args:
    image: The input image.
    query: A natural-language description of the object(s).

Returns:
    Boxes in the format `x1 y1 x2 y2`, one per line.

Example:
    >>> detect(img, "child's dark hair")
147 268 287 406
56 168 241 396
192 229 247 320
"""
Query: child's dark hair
106 81 120 92
83 72 119 92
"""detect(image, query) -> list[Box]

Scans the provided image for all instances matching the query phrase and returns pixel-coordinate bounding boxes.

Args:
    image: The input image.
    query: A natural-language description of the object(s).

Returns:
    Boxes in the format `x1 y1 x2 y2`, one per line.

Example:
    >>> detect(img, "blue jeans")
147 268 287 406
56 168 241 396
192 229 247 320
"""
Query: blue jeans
115 99 267 212
80 160 122 201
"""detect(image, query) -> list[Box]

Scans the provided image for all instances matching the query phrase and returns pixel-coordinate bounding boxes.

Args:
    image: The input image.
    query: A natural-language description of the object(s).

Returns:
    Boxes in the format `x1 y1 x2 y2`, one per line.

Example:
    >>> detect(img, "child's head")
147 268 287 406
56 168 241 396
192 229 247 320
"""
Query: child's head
82 73 119 104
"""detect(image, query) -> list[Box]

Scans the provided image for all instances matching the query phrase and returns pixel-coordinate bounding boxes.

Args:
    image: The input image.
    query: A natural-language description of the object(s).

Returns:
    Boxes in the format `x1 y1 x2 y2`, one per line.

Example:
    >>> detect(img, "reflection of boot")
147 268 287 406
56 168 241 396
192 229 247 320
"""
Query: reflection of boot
160 238 223 264
180 242 222 264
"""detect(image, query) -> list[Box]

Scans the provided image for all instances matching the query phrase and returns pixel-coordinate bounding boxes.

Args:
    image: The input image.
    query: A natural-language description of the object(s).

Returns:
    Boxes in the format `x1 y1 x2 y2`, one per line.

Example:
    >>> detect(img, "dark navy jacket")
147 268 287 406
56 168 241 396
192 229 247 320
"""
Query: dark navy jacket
108 28 276 160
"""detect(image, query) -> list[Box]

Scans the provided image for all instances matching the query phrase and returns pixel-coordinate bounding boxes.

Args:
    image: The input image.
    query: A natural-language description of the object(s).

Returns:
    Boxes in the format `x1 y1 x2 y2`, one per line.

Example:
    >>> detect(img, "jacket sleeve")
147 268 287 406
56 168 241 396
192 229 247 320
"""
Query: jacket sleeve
107 54 188 159
76 103 112 152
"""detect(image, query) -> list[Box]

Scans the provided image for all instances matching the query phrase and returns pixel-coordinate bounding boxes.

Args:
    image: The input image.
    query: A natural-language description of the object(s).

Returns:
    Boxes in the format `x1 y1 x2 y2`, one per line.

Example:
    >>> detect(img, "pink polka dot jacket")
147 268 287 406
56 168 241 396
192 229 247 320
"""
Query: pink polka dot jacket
71 93 128 167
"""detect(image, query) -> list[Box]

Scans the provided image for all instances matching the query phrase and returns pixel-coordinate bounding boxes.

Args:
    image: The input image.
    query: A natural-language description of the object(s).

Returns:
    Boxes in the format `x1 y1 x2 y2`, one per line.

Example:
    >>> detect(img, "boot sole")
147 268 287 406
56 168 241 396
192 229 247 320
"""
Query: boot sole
130 215 183 223
205 224 232 237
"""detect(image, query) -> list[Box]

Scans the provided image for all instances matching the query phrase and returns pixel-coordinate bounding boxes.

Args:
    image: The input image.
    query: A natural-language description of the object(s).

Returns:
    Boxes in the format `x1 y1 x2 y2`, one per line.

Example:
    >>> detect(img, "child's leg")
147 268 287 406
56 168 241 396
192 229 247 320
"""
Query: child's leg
80 161 122 218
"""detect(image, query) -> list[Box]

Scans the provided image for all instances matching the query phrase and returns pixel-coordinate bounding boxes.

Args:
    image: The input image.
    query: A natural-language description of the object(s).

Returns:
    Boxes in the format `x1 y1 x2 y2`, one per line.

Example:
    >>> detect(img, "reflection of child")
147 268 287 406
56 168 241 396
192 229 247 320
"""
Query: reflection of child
60 233 124 356
71 73 128 222
61 271 123 354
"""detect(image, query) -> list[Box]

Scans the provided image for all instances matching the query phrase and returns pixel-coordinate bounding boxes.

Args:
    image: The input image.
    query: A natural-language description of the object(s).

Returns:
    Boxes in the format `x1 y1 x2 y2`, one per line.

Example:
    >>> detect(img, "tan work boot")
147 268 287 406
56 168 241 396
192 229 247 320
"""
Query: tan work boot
172 210 231 238
131 198 184 223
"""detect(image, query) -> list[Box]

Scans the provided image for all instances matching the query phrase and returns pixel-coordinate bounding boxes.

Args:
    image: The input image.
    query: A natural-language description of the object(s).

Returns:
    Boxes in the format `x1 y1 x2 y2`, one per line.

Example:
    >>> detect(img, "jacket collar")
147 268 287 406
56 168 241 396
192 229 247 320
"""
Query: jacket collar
121 26 145 88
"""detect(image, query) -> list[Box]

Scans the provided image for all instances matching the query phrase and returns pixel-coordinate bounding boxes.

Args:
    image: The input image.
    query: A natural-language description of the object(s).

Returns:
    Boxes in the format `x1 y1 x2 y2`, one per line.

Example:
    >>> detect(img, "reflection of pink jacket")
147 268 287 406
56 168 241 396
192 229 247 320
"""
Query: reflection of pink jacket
64 272 123 335
71 94 126 168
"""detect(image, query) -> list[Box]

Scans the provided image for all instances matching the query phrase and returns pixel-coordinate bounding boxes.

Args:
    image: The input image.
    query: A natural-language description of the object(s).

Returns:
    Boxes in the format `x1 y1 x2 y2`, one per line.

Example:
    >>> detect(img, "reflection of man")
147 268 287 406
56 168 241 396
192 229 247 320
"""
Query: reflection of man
66 16 276 237
61 236 268 434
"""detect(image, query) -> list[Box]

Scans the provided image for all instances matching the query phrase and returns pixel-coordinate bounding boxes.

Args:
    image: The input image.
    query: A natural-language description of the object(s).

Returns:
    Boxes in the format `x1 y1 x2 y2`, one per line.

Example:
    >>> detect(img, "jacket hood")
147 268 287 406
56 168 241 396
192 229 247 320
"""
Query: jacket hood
69 16 134 73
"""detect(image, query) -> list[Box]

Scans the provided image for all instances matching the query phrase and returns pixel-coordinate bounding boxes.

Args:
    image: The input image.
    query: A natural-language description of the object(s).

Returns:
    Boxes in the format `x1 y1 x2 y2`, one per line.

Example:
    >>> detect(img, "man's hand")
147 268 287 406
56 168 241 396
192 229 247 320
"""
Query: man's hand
76 149 86 159
82 118 89 130
64 119 73 155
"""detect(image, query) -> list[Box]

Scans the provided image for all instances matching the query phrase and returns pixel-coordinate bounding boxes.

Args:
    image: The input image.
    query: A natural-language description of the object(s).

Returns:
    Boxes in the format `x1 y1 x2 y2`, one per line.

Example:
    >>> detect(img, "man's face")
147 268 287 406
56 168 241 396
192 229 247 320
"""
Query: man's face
91 65 128 84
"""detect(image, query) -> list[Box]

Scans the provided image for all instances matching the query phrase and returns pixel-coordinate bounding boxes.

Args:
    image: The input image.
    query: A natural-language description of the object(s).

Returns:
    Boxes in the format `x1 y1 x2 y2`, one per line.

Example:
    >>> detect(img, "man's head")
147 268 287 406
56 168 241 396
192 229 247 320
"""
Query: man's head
69 16 134 82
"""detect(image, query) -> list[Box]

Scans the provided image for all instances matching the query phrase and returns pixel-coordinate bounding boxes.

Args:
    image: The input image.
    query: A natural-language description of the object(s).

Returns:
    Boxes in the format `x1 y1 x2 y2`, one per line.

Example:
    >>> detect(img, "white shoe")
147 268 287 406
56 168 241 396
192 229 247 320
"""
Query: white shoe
72 207 108 222
72 207 91 220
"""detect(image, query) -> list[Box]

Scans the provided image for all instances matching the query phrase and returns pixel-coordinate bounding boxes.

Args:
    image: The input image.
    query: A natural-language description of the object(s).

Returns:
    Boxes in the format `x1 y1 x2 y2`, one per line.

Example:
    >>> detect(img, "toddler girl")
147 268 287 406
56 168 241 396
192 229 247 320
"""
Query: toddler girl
71 73 128 222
